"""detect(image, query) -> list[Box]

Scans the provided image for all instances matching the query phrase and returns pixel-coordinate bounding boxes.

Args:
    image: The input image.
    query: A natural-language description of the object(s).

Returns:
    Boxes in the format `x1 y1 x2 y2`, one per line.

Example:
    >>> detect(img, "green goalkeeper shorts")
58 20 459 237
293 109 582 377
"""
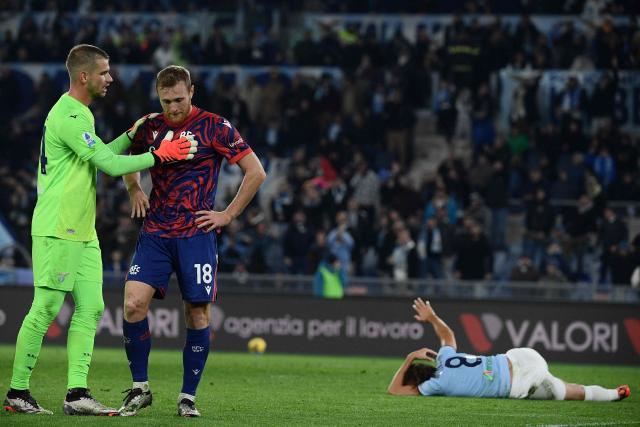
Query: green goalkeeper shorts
32 236 102 291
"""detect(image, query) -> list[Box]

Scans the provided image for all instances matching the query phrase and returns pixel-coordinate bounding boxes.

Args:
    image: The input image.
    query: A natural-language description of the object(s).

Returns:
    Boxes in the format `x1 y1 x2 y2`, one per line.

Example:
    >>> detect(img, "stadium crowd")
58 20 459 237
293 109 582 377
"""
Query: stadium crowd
1 2 640 290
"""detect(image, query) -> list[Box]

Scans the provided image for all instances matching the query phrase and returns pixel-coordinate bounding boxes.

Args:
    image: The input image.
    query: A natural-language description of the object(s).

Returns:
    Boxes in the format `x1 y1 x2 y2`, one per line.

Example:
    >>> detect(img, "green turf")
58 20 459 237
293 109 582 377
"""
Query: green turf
0 345 638 426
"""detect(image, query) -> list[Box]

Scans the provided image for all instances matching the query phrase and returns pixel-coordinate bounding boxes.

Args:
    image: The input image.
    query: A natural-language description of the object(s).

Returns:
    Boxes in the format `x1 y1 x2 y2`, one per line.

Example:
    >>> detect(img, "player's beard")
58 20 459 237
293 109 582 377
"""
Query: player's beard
166 105 191 125
88 80 108 99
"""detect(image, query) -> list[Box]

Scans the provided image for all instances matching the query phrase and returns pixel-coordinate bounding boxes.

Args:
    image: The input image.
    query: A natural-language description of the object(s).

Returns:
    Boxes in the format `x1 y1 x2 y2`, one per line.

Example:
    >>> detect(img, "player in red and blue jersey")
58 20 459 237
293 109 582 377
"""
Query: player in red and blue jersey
118 66 266 418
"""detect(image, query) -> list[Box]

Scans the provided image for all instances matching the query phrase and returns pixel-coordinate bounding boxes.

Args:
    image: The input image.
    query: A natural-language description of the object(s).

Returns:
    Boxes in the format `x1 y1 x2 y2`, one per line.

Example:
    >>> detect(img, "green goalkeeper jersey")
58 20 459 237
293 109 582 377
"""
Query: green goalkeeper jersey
32 93 107 241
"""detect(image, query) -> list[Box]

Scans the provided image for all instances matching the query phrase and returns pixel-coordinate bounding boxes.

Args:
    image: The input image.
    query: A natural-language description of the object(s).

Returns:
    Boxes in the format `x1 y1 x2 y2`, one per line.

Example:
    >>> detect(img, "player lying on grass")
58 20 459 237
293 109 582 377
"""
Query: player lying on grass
388 298 630 402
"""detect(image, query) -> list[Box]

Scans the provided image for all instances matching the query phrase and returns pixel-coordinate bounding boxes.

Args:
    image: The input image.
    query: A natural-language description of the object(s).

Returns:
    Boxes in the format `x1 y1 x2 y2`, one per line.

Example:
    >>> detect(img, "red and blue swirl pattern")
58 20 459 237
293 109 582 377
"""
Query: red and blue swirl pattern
130 107 252 238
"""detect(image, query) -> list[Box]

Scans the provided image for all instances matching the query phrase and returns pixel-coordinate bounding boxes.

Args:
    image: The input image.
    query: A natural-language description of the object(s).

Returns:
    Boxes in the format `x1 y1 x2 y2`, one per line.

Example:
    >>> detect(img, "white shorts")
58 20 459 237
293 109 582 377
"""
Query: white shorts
506 347 550 399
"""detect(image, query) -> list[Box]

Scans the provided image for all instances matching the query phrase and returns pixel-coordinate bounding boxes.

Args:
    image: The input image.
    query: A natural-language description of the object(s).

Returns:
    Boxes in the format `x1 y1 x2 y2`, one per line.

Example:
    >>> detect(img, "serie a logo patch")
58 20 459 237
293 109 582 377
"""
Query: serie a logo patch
83 131 96 148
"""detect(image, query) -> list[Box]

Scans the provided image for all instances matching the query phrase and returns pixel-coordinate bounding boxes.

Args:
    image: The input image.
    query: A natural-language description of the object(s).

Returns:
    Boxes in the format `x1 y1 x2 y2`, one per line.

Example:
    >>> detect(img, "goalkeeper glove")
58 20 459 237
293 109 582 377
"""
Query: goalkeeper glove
127 113 159 140
151 131 198 164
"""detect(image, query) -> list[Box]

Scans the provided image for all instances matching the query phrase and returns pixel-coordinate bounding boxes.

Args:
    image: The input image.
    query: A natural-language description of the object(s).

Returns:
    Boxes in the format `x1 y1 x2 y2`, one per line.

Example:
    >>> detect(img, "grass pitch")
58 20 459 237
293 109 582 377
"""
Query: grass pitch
0 345 638 426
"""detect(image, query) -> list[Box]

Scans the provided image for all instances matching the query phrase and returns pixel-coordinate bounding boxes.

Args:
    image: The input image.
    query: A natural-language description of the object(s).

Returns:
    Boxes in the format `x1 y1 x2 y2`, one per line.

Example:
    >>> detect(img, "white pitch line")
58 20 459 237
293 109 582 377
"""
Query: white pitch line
530 422 640 427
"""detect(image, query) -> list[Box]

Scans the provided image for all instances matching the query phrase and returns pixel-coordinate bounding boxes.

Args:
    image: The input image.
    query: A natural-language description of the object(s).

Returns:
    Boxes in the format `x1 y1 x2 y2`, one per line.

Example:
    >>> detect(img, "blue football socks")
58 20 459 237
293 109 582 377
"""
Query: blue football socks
123 317 152 382
181 327 210 395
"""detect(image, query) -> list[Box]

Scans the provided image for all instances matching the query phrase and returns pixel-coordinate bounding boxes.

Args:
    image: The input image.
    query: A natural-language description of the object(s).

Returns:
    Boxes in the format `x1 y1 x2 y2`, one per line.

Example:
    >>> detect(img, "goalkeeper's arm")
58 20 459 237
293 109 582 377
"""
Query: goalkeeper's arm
89 131 197 176
105 132 132 155
89 143 155 176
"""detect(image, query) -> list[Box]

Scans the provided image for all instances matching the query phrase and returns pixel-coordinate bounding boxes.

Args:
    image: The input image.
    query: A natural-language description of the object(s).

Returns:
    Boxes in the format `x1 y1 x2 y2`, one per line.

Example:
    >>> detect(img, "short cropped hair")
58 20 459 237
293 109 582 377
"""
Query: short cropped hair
66 44 109 81
156 65 192 90
403 363 437 387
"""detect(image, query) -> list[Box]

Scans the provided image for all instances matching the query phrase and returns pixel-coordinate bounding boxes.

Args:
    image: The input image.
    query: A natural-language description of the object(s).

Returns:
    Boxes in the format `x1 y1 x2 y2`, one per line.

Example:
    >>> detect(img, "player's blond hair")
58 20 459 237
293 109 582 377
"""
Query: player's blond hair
156 65 192 90
66 44 109 81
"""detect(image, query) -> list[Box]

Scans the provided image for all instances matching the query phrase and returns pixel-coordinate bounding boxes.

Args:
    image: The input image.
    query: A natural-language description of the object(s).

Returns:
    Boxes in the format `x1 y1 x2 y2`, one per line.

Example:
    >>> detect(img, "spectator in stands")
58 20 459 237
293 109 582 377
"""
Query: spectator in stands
384 89 414 168
510 255 540 282
246 220 270 274
390 227 419 283
417 217 444 279
204 26 231 64
610 172 640 203
424 188 459 226
349 159 380 218
327 211 355 274
592 146 616 190
434 79 456 145
283 210 315 275
374 213 396 277
599 207 628 284
294 29 319 65
554 76 588 129
471 83 495 154
152 35 177 69
540 260 568 284
104 249 127 275
562 194 597 279
219 225 251 273
484 160 509 251
313 253 345 299
609 242 637 286
590 72 617 132
453 220 492 280
523 189 556 268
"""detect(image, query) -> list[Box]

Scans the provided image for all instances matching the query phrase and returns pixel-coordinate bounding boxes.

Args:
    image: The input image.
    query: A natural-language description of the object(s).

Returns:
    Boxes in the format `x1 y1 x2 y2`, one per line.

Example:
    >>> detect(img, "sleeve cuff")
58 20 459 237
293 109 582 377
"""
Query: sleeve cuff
228 148 253 164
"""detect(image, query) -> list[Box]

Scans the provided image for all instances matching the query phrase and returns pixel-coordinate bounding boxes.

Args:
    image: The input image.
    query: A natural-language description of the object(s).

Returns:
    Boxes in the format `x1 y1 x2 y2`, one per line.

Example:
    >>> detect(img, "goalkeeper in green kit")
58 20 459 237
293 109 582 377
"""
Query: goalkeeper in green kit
3 44 197 416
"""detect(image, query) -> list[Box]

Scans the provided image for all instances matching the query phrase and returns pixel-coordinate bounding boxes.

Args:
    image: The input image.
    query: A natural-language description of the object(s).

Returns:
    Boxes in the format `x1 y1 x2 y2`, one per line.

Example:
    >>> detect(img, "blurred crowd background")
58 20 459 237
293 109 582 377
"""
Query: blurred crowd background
1 0 640 295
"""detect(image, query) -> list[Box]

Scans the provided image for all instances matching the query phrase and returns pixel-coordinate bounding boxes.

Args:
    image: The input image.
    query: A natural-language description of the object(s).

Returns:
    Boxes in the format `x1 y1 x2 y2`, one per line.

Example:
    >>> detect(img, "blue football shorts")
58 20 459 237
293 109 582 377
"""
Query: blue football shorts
126 232 218 302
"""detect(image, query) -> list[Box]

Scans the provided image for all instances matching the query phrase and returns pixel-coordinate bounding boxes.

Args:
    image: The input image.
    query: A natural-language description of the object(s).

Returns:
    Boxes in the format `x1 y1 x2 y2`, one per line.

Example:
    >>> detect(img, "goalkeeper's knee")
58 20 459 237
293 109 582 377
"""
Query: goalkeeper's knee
71 298 105 331
24 287 66 334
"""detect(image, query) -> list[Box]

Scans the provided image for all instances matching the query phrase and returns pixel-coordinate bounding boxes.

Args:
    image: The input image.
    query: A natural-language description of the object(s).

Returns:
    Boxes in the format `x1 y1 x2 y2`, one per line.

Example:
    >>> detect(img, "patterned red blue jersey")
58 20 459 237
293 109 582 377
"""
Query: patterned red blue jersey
130 106 252 238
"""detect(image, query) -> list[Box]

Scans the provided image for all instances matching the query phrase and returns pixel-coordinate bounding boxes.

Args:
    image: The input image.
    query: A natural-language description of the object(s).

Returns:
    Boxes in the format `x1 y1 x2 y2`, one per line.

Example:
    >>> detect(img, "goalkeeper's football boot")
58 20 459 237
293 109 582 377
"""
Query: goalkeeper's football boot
617 384 631 401
177 396 201 417
63 388 118 416
4 389 53 414
118 387 152 416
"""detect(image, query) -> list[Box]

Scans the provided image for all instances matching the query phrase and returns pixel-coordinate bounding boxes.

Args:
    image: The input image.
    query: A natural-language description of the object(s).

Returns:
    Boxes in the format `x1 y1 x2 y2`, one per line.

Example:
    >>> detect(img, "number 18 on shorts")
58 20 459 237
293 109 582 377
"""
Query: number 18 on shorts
126 233 218 302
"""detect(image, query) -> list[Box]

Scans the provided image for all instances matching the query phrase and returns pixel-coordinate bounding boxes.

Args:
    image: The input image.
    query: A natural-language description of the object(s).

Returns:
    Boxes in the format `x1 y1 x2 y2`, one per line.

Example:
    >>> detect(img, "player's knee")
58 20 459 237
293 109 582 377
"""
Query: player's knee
186 308 209 329
73 299 105 326
545 375 568 400
29 297 64 326
92 299 105 319
124 297 148 321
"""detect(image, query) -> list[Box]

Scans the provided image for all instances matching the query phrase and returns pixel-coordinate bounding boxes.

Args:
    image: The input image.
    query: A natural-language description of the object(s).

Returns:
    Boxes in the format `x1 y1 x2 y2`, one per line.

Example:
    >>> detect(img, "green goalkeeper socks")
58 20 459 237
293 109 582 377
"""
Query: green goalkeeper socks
10 281 105 390
67 279 104 389
10 286 65 390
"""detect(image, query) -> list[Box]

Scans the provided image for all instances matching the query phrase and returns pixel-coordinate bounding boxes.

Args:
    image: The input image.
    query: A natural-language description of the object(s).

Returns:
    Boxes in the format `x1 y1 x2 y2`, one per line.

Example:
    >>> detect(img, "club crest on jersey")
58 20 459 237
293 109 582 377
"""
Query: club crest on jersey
82 132 96 148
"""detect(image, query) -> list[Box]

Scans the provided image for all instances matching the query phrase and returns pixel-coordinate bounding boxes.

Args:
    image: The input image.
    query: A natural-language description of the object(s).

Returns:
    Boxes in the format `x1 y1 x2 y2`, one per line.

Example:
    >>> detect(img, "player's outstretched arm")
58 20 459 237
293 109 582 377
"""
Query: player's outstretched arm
388 348 437 396
195 152 266 232
89 143 155 176
89 131 197 176
413 298 457 350
123 172 149 218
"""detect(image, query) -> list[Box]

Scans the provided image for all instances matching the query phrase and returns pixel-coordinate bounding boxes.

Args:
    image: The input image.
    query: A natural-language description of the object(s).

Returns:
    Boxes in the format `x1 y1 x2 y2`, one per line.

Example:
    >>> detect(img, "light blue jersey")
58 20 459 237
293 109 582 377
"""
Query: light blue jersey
418 346 511 398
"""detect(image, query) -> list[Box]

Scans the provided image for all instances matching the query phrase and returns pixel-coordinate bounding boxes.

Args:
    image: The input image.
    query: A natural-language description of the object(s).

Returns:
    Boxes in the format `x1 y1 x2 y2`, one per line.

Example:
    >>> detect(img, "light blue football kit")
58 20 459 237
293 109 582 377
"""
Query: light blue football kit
418 346 511 398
